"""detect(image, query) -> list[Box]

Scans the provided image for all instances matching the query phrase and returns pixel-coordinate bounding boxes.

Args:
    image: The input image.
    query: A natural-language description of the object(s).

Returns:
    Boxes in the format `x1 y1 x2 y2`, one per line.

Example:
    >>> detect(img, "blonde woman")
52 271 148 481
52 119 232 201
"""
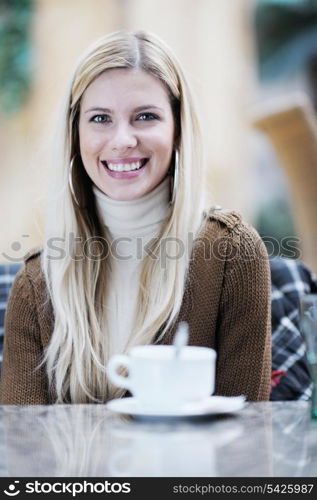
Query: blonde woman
0 31 271 405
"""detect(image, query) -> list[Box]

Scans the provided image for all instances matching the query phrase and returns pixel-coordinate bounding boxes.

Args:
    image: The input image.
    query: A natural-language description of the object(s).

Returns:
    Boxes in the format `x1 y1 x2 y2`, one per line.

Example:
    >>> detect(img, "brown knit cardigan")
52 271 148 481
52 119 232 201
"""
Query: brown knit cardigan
0 210 272 405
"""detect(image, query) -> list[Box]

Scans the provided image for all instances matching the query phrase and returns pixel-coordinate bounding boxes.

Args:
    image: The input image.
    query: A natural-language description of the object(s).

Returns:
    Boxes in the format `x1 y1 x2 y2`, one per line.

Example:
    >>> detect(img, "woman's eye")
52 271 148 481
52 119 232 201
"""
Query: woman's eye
136 112 158 121
90 115 110 123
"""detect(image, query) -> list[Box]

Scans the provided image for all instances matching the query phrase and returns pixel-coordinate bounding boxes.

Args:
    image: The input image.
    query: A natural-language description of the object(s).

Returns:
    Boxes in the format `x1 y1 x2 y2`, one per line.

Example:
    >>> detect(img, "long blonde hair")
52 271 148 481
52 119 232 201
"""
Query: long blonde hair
42 30 207 403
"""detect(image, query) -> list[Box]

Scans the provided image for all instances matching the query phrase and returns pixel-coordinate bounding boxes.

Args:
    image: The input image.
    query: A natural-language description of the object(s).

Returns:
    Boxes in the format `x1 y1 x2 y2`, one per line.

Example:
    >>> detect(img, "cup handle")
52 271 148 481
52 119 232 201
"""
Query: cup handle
107 354 132 390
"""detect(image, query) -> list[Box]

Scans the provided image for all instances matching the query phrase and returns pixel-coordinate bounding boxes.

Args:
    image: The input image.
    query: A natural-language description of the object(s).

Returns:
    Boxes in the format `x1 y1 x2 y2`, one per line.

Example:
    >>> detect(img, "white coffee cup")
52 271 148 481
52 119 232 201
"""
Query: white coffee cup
106 345 216 411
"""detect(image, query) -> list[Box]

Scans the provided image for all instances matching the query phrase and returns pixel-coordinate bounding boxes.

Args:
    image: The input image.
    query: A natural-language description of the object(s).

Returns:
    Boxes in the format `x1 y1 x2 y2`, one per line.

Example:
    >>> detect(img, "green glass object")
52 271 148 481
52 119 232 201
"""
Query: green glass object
300 295 317 419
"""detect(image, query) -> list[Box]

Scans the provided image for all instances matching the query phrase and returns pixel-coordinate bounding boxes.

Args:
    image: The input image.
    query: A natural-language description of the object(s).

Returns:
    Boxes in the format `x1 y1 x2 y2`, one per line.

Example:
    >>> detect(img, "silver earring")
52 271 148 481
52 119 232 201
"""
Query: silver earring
68 156 80 207
170 149 179 204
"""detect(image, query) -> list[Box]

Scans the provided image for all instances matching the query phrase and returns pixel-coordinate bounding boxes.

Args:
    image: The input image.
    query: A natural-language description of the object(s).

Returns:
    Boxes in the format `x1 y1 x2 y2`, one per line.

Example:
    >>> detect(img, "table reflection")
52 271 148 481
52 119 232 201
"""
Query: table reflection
272 402 317 477
0 402 315 477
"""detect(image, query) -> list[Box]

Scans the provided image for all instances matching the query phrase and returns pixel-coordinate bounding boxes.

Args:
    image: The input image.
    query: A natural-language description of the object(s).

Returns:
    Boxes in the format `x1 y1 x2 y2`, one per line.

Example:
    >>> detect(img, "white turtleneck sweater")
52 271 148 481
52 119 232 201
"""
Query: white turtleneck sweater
93 177 170 352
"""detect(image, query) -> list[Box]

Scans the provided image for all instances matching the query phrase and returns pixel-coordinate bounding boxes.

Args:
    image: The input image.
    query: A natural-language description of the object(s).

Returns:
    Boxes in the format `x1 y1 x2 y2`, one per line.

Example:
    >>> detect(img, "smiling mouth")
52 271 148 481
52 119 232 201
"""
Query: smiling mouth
101 158 149 172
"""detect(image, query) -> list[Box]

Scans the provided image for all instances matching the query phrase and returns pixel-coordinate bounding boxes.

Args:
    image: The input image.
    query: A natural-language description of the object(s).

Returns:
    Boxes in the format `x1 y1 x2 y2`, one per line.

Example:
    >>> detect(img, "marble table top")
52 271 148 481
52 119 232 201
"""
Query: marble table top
0 401 316 477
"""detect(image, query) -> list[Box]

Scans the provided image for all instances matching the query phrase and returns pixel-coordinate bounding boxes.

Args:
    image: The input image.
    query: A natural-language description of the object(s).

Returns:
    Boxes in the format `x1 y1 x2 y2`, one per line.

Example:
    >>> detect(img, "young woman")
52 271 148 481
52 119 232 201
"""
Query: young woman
0 31 271 405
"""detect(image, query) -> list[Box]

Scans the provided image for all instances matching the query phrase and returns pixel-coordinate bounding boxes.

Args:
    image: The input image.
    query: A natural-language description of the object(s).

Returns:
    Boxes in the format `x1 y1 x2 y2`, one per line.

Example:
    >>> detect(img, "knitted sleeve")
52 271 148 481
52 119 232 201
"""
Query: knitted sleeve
0 265 49 405
216 220 272 401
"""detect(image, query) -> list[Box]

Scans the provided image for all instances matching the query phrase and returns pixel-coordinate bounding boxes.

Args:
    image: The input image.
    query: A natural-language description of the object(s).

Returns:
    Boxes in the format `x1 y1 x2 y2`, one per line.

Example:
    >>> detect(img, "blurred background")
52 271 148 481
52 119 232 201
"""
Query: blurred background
1 0 317 271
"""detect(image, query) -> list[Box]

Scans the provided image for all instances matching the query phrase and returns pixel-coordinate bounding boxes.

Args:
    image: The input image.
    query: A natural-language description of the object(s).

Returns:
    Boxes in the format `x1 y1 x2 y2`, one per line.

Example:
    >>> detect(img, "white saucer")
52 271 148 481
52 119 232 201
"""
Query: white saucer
106 395 246 418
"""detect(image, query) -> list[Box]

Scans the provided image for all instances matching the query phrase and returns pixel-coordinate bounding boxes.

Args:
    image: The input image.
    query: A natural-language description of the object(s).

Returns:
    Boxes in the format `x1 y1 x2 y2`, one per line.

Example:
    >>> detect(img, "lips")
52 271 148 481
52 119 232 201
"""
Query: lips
101 158 149 172
100 157 150 180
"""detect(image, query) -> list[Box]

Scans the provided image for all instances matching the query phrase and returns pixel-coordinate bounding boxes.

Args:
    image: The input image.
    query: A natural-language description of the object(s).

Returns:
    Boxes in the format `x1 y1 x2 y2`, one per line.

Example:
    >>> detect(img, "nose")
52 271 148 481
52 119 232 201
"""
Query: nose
109 122 138 153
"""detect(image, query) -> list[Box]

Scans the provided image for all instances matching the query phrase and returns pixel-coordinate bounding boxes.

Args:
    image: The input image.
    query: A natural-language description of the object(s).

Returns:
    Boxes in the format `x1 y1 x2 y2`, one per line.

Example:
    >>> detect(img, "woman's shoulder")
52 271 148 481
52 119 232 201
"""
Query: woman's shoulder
24 245 42 263
13 246 44 288
203 207 269 277
24 246 42 266
9 247 51 322
4 247 44 311
203 206 263 246
205 206 242 230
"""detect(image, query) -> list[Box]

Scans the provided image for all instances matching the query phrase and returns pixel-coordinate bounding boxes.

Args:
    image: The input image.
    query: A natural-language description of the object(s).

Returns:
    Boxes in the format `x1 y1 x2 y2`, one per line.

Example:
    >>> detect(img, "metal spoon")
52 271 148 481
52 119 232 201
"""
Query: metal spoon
173 321 189 358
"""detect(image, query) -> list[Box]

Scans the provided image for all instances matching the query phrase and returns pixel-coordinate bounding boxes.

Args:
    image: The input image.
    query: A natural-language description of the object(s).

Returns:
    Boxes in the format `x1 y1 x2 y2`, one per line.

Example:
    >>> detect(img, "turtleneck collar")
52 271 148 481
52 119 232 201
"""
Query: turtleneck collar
93 176 171 237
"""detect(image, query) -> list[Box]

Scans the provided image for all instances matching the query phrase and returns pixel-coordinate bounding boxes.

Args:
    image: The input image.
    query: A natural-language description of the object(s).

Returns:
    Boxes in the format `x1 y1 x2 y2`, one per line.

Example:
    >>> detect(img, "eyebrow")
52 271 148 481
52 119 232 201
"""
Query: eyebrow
84 105 164 114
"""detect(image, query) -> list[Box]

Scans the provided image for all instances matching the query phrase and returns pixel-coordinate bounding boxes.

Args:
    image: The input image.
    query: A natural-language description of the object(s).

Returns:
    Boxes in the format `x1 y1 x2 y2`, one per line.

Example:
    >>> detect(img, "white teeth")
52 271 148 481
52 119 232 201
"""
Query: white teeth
107 160 143 172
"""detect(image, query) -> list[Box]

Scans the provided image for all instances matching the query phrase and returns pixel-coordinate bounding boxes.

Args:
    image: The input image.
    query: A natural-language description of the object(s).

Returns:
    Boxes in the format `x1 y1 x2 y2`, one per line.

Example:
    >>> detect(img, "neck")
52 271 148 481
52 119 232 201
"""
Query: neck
93 177 171 237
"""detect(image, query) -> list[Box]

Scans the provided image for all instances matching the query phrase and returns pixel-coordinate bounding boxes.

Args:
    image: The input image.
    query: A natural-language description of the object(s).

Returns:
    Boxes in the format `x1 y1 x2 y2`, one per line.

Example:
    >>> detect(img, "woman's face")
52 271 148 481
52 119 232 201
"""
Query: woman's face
79 68 175 201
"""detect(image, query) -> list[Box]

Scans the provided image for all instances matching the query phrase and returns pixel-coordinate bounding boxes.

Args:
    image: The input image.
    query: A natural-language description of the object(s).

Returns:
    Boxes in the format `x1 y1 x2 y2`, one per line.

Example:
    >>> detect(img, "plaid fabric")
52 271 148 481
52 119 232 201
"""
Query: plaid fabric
0 263 21 369
0 258 316 400
270 257 317 401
